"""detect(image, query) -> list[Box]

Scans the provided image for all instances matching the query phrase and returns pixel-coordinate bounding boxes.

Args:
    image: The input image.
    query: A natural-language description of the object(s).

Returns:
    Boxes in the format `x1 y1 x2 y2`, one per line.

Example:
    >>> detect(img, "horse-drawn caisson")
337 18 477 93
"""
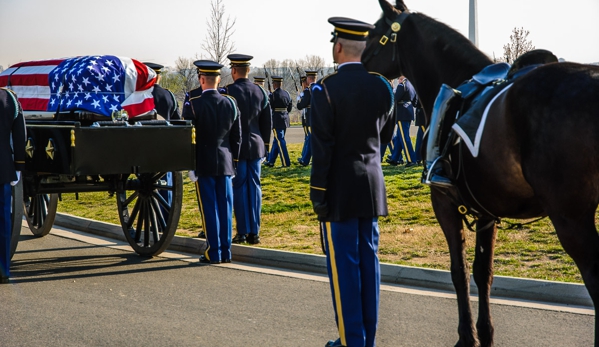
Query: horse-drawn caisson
0 55 195 258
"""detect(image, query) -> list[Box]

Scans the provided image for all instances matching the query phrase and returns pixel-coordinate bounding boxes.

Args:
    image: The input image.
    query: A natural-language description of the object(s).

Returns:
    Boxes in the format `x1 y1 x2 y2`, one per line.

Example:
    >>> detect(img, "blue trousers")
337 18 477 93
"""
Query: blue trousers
391 121 416 164
1 183 11 278
232 159 262 236
414 125 425 163
268 128 290 167
299 125 312 164
322 218 380 347
196 176 233 262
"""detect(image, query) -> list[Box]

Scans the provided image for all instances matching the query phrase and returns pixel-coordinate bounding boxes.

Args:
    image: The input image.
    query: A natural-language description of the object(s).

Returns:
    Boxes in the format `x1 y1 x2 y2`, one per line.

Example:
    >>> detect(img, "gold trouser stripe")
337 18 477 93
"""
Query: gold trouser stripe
195 181 210 260
274 108 287 112
398 122 412 163
325 222 346 345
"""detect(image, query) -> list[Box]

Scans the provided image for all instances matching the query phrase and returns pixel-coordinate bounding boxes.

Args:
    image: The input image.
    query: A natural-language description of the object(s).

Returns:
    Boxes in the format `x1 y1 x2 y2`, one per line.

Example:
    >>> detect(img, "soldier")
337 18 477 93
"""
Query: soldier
390 76 418 167
185 60 241 264
297 70 318 166
144 62 181 120
1 88 26 284
181 65 203 121
265 76 292 167
253 76 266 87
310 17 395 347
224 54 272 245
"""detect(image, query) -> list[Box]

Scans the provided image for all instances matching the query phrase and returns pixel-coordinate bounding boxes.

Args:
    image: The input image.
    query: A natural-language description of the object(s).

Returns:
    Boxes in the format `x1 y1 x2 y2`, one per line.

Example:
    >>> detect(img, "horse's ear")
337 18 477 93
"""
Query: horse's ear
379 0 398 19
395 0 409 12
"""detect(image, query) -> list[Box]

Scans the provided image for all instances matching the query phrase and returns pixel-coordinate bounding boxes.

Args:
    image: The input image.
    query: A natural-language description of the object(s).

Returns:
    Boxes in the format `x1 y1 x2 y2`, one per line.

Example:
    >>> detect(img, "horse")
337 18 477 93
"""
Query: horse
362 1 599 346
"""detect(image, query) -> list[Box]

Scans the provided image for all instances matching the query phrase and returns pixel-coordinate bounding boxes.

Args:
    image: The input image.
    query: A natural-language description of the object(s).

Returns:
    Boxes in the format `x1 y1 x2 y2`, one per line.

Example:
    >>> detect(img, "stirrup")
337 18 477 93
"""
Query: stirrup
422 157 454 188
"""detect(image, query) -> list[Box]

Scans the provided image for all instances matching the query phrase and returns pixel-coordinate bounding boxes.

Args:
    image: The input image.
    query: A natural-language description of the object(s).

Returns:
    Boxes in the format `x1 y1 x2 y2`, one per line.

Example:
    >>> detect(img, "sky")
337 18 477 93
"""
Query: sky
1 0 598 71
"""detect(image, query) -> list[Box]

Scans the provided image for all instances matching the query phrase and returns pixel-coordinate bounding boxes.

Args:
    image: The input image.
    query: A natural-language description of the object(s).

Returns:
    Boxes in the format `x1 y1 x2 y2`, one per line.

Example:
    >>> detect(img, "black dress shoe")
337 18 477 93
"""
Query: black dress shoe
198 231 206 238
264 162 274 167
385 159 400 166
246 234 260 245
325 338 345 347
221 259 232 263
405 162 417 168
297 158 308 166
232 234 247 244
199 255 220 264
1 276 9 284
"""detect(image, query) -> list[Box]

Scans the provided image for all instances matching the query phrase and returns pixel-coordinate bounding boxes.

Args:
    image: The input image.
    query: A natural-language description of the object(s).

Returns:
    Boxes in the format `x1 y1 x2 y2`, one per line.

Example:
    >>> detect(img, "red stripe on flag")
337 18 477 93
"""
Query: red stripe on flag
0 74 50 87
9 59 65 68
132 59 156 91
123 97 155 118
19 98 49 111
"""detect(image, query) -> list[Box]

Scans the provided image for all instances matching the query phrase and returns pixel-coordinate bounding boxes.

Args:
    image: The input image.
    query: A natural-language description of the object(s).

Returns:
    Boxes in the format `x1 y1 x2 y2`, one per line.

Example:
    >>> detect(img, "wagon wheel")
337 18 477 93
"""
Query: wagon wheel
116 171 182 257
24 193 58 237
10 179 24 259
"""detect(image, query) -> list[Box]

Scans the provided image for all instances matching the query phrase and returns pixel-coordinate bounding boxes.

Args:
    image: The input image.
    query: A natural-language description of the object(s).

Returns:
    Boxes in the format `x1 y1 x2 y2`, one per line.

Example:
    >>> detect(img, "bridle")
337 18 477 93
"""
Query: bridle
362 11 411 70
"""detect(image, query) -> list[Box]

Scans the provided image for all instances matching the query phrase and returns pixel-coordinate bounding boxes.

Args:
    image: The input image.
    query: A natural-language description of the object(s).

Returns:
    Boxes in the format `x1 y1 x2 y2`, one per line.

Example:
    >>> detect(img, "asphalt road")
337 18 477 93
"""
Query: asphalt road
1 225 594 347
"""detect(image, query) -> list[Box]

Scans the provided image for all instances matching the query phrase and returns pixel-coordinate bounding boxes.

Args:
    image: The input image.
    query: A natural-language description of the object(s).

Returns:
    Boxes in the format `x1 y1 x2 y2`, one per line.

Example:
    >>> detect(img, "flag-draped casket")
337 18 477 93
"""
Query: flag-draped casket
0 55 156 118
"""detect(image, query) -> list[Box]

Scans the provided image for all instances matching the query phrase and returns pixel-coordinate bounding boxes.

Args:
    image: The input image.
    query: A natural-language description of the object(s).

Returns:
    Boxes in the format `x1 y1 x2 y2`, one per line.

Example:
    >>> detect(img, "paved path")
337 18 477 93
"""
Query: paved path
1 225 594 347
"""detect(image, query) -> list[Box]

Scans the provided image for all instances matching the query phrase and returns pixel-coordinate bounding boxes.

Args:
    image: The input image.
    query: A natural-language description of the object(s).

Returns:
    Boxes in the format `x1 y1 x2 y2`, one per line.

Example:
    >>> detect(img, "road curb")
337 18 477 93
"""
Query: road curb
54 213 592 307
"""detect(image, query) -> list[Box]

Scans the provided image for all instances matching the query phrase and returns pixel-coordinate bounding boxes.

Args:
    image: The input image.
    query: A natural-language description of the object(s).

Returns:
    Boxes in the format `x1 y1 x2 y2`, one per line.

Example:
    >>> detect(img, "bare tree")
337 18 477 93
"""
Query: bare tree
174 56 200 93
502 27 535 64
201 0 236 65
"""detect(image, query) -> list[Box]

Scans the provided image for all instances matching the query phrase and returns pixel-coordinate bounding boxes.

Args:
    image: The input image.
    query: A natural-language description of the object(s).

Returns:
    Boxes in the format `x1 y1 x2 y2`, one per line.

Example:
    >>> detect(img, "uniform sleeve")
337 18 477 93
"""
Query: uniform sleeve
309 83 334 204
259 97 272 151
297 87 311 110
181 92 192 120
12 109 27 172
169 90 181 120
230 107 242 163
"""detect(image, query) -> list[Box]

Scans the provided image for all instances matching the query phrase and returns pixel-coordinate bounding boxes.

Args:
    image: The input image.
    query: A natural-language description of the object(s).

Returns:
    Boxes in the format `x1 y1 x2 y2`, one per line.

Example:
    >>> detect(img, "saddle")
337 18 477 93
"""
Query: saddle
440 49 558 157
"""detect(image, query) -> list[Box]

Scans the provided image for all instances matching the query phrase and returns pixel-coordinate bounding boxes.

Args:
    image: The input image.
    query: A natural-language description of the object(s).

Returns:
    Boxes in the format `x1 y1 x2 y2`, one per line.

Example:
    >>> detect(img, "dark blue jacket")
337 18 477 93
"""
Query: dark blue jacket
297 85 313 126
225 78 272 160
152 84 180 120
309 63 395 222
187 90 241 176
269 87 292 129
394 79 416 122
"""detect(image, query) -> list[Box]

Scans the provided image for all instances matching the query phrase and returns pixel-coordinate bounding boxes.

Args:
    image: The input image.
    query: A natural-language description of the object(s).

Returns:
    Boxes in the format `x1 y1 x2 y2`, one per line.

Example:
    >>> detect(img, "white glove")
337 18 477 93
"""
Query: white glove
188 170 198 182
10 171 20 186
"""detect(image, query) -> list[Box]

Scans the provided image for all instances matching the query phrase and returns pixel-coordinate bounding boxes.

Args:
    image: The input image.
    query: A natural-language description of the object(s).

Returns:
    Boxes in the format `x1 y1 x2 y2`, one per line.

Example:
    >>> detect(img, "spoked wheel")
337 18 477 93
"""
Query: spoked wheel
24 193 58 237
10 179 24 259
116 171 182 256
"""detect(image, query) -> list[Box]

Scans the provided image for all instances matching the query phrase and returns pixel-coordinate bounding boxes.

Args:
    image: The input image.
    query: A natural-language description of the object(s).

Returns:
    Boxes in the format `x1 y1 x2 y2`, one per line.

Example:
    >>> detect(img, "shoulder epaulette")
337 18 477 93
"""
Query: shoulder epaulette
189 95 202 102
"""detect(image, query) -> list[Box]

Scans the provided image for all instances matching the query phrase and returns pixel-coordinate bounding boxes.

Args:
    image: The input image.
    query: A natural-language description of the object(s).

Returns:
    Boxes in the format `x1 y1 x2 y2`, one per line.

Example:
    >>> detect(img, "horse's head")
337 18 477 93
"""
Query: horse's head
362 0 410 80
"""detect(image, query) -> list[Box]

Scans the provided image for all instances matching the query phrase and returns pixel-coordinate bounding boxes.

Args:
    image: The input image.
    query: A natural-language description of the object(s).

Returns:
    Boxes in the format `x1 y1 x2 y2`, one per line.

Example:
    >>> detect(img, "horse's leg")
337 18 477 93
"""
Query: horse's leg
472 219 497 347
431 189 480 347
549 209 599 346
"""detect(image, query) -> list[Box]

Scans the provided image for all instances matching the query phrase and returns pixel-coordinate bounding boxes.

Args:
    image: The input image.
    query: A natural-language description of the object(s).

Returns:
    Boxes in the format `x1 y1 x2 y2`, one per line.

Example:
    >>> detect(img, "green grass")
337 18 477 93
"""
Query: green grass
56 143 583 283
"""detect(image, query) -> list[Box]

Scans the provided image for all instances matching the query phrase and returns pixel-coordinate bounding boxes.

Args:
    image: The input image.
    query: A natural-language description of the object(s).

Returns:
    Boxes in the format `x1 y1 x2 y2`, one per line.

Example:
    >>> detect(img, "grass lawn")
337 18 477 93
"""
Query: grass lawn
56 143 583 283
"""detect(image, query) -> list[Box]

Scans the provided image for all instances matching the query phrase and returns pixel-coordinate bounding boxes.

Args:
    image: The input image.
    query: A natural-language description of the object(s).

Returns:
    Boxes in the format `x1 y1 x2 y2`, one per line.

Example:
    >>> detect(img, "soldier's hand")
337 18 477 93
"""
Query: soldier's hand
312 201 329 219
188 171 198 182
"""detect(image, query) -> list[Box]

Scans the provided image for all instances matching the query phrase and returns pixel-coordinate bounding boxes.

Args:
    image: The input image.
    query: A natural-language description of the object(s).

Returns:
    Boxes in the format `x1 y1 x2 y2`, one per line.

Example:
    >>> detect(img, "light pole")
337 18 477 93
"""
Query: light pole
469 0 478 47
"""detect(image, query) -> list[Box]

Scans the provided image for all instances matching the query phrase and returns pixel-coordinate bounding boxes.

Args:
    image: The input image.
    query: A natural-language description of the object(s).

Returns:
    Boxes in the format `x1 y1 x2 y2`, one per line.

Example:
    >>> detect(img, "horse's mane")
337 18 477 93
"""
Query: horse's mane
411 12 492 72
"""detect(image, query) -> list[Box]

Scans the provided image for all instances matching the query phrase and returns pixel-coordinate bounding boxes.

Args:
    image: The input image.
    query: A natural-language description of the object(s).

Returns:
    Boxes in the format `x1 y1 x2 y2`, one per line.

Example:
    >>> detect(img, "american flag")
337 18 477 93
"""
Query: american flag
0 55 157 118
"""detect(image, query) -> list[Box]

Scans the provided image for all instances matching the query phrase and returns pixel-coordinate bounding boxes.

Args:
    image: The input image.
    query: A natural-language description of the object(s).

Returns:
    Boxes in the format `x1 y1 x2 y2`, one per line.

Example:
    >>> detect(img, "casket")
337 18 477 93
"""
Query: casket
0 55 157 118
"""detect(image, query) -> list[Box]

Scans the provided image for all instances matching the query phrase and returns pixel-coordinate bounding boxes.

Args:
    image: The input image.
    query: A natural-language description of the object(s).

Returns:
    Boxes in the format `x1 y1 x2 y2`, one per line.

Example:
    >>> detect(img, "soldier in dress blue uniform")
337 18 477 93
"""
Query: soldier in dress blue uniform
0 88 26 284
265 76 292 167
297 70 318 166
388 76 417 167
144 62 181 120
184 60 241 264
253 76 266 87
413 96 426 165
224 54 272 245
181 66 203 121
310 17 395 347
